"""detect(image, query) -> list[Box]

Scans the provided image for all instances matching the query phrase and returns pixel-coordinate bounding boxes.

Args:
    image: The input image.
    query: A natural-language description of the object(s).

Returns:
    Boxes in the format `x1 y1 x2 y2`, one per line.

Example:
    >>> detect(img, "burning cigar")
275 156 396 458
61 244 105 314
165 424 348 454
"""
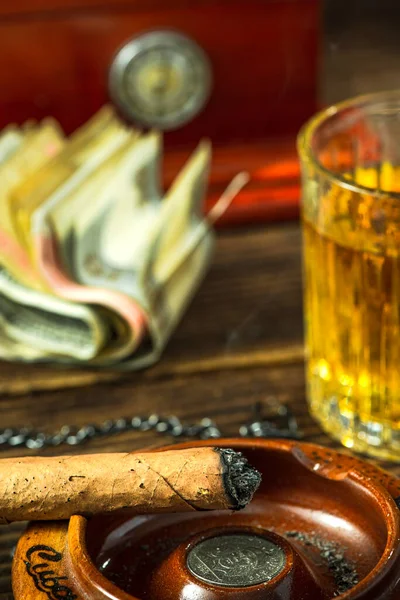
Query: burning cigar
0 447 261 524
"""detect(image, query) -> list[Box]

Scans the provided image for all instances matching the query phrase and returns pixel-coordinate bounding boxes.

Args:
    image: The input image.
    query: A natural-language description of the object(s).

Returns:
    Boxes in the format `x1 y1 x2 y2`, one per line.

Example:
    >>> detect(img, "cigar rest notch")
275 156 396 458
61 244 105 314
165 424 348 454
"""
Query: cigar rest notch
12 439 400 600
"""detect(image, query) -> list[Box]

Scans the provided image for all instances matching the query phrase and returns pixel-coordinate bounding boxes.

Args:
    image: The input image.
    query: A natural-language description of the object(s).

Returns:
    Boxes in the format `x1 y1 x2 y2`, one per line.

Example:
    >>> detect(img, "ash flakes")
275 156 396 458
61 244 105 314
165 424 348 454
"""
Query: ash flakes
285 531 359 596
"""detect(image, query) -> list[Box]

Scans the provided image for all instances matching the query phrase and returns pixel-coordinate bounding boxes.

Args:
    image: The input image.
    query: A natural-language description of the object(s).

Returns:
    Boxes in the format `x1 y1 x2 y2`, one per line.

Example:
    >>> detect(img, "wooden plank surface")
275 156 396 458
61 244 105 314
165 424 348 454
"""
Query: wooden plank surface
0 222 398 599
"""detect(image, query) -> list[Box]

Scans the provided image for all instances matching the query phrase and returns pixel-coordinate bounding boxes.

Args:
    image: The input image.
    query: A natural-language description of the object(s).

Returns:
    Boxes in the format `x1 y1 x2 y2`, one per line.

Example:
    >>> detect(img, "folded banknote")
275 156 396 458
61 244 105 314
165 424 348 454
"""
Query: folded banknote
0 107 248 368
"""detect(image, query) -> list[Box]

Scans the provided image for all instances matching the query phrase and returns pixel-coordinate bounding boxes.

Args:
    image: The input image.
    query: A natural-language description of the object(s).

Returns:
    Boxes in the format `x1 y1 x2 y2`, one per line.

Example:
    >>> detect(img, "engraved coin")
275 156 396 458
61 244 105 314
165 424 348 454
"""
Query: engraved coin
186 533 286 588
109 30 212 130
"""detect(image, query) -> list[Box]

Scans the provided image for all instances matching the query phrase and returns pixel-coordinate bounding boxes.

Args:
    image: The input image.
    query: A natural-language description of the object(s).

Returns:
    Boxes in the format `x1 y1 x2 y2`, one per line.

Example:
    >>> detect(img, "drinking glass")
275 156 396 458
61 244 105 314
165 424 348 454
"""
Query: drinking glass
298 90 400 460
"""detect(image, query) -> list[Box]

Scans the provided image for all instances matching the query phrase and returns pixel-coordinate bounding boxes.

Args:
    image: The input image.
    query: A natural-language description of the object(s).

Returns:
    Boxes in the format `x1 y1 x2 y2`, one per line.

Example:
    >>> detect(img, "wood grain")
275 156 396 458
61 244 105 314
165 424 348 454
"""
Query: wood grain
0 0 315 18
0 0 319 143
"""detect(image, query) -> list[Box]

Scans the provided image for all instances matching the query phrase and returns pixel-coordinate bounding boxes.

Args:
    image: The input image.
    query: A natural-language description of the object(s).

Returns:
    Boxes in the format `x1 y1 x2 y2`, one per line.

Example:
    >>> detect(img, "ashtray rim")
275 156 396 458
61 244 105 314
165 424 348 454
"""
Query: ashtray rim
64 438 400 600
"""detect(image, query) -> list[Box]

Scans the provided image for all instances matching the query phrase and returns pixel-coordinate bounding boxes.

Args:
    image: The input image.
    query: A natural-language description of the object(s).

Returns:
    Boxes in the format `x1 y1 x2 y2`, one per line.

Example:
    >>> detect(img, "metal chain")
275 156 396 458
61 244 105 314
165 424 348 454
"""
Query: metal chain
0 400 302 451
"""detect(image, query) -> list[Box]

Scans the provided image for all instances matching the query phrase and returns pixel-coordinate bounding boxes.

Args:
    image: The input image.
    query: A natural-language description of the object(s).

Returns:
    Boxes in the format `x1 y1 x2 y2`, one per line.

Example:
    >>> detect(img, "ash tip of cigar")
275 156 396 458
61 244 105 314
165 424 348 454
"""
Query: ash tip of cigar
217 448 262 510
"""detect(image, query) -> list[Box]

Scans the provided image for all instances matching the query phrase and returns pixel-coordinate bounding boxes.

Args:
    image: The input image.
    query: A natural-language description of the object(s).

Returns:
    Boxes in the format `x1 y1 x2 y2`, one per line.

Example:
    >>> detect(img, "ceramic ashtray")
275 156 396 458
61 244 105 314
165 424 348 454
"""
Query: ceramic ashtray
13 439 400 599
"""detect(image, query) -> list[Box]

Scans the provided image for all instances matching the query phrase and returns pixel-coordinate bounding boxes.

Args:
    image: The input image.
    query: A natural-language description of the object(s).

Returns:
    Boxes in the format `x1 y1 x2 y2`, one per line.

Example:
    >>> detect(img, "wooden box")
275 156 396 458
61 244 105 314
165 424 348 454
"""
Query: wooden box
0 0 320 225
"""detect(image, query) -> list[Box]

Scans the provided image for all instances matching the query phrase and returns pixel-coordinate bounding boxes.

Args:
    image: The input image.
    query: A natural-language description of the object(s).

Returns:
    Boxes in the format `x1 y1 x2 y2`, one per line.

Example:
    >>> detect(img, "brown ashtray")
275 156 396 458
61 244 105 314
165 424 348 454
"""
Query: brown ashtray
12 439 400 599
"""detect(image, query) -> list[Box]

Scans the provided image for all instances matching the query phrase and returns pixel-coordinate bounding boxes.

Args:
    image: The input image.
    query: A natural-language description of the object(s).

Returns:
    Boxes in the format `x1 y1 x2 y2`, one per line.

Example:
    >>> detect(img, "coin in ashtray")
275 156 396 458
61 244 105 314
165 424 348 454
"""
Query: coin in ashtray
186 533 286 588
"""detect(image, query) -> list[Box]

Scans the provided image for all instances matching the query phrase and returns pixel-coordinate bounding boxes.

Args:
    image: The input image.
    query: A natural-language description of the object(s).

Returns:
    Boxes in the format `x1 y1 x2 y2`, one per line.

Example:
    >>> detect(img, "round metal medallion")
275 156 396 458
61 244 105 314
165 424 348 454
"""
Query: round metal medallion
109 30 212 130
186 534 286 588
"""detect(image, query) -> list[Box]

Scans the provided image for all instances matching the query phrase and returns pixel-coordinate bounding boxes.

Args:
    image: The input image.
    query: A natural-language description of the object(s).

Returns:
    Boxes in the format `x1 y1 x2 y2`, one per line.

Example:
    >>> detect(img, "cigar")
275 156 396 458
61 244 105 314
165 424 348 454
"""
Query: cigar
0 447 261 523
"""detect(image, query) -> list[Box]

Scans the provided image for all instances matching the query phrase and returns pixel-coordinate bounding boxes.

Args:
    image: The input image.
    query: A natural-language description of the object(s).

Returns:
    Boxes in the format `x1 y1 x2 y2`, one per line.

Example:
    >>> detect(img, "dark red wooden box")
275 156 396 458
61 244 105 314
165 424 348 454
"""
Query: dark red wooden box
0 0 320 225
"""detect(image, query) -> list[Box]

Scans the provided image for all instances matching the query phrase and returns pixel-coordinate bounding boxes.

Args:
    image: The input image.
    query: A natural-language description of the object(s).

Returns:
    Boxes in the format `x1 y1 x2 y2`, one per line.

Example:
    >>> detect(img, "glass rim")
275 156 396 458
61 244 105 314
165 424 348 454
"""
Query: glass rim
297 89 400 199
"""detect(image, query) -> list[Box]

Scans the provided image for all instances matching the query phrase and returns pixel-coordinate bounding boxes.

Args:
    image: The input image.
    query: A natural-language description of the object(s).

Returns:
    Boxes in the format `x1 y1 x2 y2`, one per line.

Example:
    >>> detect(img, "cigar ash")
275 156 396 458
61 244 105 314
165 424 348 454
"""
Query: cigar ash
216 448 262 509
285 531 359 595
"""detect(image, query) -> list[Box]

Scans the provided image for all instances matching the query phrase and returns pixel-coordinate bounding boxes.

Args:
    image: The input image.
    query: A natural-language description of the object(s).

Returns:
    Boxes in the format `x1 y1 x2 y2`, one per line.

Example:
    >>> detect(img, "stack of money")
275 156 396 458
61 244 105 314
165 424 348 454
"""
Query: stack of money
0 107 247 369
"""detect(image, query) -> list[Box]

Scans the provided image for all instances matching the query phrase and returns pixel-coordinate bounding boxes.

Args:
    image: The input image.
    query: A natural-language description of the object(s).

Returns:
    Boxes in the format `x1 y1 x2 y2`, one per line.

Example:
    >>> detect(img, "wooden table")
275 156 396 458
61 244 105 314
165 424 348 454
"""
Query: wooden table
1 222 399 599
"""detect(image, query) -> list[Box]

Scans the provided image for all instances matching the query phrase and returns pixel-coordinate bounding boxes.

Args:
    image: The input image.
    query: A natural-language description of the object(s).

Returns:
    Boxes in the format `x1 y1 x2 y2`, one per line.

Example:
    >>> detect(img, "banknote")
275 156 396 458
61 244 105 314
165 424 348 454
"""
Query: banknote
121 141 215 367
79 141 248 369
0 115 141 363
45 138 214 367
0 108 240 367
0 109 141 364
35 233 147 364
10 105 113 226
10 106 128 274
0 328 53 363
25 124 141 364
0 130 46 361
0 120 65 289
0 267 109 360
13 106 111 219
0 126 24 163
47 131 161 284
32 133 159 363
0 121 65 360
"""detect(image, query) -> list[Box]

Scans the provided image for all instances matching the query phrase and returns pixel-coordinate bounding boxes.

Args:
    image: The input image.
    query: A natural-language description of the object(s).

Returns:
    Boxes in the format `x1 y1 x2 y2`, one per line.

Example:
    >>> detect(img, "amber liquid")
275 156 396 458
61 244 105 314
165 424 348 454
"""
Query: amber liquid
303 212 400 459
